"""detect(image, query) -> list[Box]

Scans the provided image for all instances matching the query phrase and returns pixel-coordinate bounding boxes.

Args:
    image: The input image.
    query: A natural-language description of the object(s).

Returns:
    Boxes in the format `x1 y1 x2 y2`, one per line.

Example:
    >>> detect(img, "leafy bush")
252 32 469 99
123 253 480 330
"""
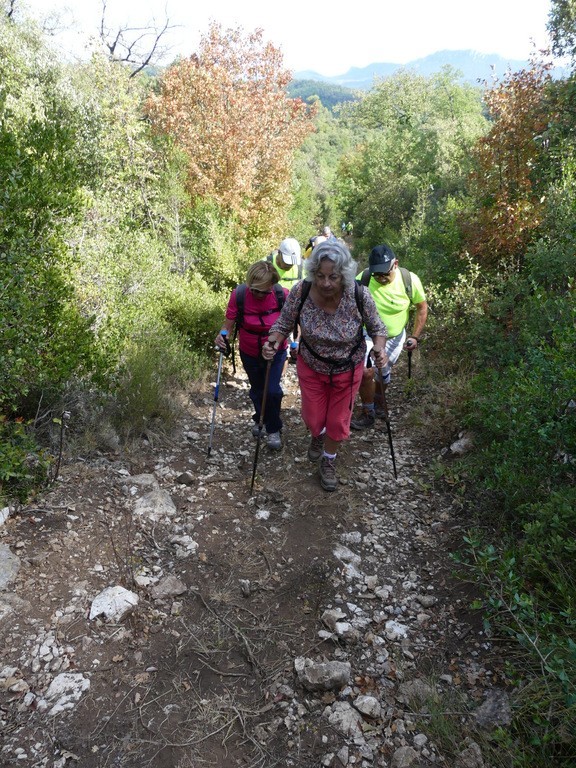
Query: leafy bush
0 16 96 416
181 199 250 293
112 321 198 439
0 419 50 502
465 323 575 511
159 272 226 356
456 509 576 766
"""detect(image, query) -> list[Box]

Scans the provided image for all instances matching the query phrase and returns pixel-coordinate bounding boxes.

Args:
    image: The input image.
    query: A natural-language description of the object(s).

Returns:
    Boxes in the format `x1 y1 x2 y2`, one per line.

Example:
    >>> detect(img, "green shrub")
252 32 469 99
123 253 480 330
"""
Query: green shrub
112 321 199 439
159 272 227 357
182 200 247 293
0 419 50 503
465 324 575 511
456 518 576 766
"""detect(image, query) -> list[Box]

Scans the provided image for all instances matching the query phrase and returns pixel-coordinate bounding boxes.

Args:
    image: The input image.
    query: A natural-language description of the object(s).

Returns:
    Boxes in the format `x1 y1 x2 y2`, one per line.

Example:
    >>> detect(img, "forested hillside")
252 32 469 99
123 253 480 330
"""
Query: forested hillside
287 79 361 110
1 0 575 765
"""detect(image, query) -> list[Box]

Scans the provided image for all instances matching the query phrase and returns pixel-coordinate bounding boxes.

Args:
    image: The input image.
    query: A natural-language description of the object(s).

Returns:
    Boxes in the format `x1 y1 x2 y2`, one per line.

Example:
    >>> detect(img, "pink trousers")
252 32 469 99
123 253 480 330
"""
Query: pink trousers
297 356 364 442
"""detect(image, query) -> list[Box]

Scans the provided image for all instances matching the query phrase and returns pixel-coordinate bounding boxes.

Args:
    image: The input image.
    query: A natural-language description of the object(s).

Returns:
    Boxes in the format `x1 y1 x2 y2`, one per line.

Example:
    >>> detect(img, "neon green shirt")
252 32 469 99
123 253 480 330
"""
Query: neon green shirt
356 268 426 337
263 255 302 290
275 263 302 289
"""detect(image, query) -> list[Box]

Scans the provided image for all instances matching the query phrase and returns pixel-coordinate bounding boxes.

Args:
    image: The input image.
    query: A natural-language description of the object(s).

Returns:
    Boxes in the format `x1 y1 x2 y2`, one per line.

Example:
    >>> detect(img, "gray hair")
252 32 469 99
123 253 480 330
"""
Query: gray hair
305 240 357 288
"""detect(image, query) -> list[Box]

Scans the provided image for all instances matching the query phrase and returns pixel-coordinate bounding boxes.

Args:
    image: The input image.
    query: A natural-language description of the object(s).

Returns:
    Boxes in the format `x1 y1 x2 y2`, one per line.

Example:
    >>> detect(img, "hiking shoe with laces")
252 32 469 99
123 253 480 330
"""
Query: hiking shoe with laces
307 434 325 462
267 431 282 450
350 409 376 430
251 423 263 437
319 456 338 491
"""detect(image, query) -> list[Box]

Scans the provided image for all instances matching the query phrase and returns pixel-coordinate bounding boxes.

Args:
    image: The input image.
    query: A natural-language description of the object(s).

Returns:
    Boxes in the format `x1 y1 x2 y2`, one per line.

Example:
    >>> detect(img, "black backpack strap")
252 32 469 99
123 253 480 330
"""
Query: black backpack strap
273 283 285 311
399 267 413 301
354 281 364 319
293 280 312 338
359 268 370 287
231 283 247 374
234 284 246 335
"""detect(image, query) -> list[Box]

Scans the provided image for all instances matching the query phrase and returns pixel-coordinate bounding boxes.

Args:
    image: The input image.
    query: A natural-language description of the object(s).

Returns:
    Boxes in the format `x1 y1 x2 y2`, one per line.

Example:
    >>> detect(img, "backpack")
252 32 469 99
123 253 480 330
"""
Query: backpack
293 281 365 374
266 253 303 282
358 266 413 301
231 282 286 372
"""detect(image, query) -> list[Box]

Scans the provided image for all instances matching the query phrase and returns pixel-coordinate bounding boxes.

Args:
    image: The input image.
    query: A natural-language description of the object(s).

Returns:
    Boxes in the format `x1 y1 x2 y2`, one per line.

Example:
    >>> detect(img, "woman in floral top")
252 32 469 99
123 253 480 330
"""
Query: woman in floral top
263 241 388 491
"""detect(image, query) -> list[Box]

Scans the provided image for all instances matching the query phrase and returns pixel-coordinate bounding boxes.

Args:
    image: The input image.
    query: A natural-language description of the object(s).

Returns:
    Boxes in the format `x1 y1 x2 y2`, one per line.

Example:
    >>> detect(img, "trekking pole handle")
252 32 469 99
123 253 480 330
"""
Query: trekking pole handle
215 329 231 356
405 336 419 348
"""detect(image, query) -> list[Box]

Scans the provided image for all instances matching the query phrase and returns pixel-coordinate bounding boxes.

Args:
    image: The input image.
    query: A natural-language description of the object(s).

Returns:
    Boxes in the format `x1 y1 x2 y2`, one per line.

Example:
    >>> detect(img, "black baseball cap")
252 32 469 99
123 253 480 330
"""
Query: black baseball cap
368 244 397 274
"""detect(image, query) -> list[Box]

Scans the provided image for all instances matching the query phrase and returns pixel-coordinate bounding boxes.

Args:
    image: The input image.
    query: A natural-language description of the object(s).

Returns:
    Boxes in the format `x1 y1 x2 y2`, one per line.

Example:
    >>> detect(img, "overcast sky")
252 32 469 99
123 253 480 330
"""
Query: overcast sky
22 0 555 76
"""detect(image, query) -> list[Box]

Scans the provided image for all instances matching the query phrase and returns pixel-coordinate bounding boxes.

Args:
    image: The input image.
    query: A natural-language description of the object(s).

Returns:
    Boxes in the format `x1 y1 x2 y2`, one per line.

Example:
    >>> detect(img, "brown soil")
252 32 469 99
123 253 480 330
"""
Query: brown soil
0 358 507 768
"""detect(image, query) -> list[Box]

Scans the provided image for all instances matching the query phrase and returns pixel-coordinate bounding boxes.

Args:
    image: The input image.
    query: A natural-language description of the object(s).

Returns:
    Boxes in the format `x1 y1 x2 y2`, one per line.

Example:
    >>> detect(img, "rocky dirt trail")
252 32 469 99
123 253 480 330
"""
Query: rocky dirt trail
0 358 511 768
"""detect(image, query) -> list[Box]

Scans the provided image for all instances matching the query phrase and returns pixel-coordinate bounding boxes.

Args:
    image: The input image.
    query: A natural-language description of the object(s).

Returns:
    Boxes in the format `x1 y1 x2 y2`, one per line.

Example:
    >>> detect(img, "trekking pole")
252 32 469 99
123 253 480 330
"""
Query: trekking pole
250 360 272 495
207 331 230 456
407 349 412 379
377 369 398 479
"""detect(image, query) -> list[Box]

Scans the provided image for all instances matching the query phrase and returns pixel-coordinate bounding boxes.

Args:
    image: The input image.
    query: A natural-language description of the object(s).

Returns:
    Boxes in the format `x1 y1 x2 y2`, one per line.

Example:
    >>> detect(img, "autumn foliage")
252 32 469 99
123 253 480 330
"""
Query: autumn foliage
464 60 554 267
146 23 316 237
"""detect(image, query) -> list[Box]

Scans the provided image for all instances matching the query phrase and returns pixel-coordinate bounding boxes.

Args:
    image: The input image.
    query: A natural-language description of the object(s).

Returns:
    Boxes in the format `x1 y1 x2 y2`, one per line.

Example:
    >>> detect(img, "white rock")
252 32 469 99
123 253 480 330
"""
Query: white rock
150 575 187 600
333 545 361 566
325 701 363 736
385 619 409 639
89 586 139 622
133 489 177 521
0 543 20 590
353 694 381 719
44 673 90 715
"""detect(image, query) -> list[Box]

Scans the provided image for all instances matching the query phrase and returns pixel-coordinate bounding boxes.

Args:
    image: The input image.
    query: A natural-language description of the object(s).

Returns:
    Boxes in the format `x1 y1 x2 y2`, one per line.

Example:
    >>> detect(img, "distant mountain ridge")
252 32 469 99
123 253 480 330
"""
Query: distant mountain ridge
294 49 566 90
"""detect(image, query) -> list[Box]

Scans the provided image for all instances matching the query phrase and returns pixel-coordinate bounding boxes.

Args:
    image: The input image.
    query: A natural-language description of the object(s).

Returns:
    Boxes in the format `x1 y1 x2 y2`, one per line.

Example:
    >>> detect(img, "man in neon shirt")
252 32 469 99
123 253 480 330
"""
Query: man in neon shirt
266 238 303 289
350 243 428 430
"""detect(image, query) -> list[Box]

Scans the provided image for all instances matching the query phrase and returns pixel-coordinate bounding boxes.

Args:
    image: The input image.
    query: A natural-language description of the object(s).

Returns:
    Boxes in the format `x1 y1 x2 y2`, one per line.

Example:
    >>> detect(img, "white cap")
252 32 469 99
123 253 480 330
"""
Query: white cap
278 237 302 265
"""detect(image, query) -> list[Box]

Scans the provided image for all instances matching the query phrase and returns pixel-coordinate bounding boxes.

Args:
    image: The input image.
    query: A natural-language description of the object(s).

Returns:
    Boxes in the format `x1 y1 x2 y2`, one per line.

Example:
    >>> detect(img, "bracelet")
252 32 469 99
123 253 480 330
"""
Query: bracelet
408 335 420 342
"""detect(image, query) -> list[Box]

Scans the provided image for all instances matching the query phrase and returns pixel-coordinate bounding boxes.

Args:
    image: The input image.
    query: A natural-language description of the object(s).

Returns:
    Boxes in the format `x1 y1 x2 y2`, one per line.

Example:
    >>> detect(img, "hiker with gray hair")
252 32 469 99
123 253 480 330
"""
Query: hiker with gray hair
262 240 388 491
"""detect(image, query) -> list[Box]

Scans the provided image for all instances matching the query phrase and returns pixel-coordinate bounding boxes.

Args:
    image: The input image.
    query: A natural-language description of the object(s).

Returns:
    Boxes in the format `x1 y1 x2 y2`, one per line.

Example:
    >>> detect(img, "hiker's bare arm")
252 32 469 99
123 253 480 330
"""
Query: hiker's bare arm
405 301 428 349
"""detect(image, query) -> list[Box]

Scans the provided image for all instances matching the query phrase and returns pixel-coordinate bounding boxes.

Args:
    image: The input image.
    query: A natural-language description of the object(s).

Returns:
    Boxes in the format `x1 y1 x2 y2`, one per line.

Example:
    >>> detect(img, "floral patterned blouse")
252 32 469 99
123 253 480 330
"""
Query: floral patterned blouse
270 281 387 376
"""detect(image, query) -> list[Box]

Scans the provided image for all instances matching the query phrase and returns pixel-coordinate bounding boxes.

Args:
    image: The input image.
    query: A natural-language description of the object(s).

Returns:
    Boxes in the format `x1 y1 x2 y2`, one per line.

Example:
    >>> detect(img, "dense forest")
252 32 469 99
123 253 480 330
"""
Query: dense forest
0 0 574 764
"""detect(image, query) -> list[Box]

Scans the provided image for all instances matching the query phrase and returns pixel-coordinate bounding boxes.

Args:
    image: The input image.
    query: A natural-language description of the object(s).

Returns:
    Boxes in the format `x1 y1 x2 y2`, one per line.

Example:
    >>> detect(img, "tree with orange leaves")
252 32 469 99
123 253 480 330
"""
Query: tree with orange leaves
146 23 315 239
464 59 554 268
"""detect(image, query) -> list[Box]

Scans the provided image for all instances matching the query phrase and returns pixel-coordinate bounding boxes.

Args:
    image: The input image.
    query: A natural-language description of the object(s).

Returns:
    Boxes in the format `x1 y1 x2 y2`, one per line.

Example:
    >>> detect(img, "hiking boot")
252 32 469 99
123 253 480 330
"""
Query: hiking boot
374 392 387 419
307 434 325 462
375 404 387 419
251 423 263 437
266 431 282 450
319 455 338 491
350 409 375 430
